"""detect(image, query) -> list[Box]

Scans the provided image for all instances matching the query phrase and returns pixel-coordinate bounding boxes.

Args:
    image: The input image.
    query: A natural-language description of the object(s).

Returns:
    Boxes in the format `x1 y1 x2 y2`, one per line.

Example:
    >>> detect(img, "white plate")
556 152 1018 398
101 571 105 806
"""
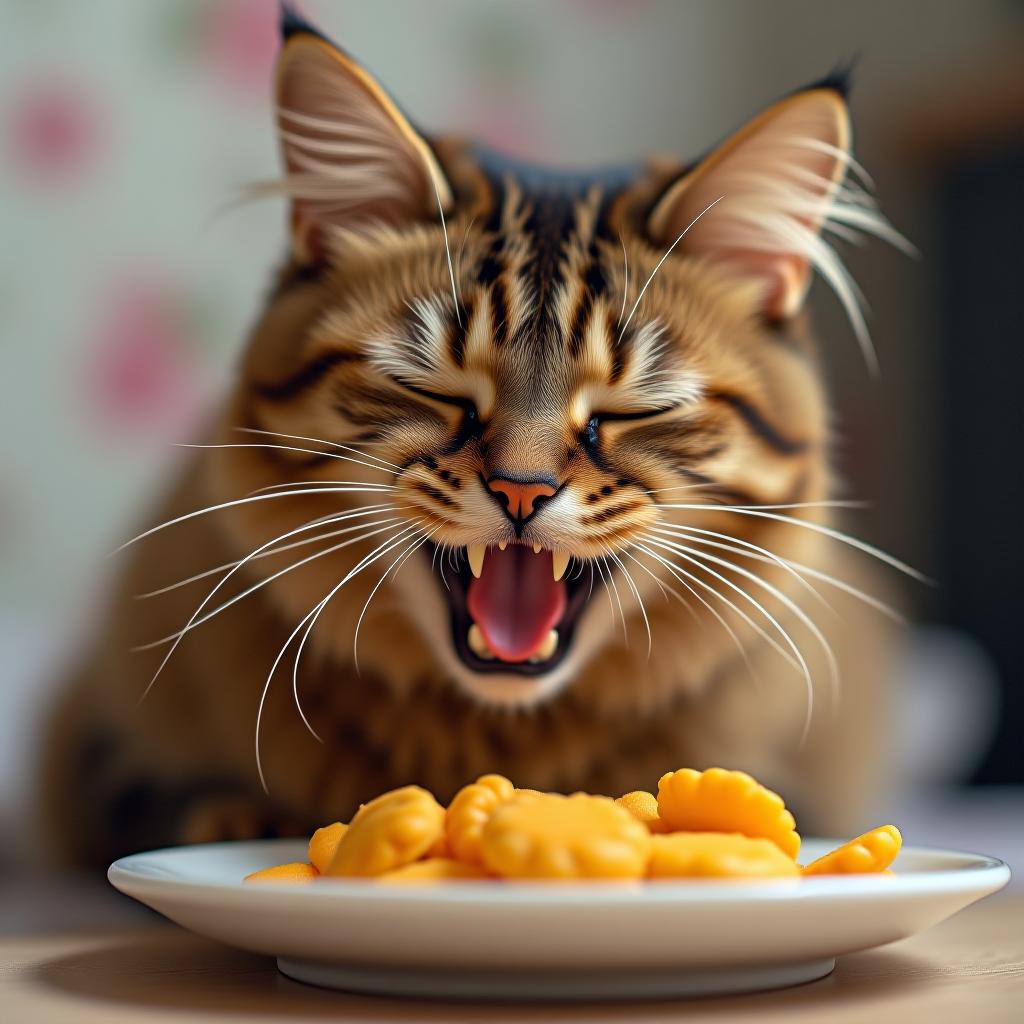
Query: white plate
109 838 1009 1001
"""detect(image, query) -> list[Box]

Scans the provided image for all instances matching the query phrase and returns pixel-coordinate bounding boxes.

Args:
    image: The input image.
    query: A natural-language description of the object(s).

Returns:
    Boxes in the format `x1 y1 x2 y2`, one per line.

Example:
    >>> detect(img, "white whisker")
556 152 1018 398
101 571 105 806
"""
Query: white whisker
656 503 926 582
654 523 902 622
637 540 792 674
246 479 395 496
456 215 477 282
651 523 830 611
666 499 867 512
608 551 652 658
621 547 693 619
352 528 434 674
286 522 424 755
618 237 629 326
650 534 839 718
600 555 629 644
641 534 814 742
256 523 417 792
430 169 462 327
592 558 617 623
236 427 403 472
769 557 903 621
431 539 450 592
632 544 761 688
135 506 401 598
176 441 400 479
135 519 407 654
117 485 393 553
619 195 725 340
438 543 452 592
644 482 720 497
133 513 397 705
640 537 809 683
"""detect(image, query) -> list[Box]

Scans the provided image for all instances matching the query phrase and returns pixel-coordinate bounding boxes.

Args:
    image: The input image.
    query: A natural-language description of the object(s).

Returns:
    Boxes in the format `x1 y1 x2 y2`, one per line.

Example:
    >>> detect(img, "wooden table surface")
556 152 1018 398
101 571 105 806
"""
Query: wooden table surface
2 894 1022 1022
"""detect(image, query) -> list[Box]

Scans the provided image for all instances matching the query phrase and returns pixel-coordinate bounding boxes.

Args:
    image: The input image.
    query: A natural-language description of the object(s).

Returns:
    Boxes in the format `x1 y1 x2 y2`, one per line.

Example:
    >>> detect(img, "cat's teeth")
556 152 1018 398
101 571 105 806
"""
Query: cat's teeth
552 550 570 582
533 543 542 554
498 541 507 551
467 544 486 579
540 628 559 659
467 624 494 659
529 629 559 663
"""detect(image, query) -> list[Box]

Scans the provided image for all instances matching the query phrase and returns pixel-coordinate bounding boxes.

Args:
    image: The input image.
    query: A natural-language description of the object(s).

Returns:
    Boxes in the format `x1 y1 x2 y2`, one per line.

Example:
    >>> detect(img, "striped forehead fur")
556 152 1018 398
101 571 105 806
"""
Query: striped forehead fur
365 285 704 418
366 294 455 387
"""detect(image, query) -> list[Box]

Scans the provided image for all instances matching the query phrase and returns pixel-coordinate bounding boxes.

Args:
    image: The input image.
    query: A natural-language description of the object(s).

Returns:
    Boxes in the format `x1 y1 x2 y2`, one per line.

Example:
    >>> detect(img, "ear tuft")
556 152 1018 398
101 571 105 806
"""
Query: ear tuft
251 20 453 265
279 3 329 44
649 85 910 372
799 60 858 102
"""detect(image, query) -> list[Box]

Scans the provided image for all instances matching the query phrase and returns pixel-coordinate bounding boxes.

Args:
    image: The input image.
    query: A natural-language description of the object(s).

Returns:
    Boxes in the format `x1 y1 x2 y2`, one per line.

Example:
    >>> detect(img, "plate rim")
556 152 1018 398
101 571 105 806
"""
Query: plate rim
108 837 1011 907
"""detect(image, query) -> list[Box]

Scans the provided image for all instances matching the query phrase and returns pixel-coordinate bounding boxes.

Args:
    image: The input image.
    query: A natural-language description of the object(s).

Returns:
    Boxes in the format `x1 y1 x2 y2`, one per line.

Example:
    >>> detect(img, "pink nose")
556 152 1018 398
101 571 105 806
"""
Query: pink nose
486 477 557 520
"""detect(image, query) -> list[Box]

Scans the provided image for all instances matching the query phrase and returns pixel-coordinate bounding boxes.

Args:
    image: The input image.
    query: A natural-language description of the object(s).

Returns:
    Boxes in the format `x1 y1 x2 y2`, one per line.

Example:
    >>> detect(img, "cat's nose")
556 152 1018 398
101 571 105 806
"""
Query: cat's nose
486 476 558 522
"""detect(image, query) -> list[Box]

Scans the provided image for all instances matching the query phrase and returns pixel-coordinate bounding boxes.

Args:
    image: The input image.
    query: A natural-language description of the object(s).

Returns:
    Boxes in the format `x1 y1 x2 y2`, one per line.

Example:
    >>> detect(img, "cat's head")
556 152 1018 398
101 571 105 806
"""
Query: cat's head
216 13 901 712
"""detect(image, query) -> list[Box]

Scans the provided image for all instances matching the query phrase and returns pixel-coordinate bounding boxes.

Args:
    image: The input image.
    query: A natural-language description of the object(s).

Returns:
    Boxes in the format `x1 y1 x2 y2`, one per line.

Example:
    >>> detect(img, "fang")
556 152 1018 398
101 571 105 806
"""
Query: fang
467 544 486 579
552 550 570 581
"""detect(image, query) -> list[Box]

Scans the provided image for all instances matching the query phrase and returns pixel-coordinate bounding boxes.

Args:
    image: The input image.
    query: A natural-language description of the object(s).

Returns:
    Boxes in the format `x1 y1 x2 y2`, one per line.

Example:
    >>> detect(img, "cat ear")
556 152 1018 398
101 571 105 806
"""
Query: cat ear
648 83 902 367
272 22 453 264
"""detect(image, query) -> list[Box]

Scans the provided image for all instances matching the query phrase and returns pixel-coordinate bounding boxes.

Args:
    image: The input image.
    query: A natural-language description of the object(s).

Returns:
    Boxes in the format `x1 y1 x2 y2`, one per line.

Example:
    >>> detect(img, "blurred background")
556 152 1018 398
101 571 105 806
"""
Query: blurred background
1 0 1022 924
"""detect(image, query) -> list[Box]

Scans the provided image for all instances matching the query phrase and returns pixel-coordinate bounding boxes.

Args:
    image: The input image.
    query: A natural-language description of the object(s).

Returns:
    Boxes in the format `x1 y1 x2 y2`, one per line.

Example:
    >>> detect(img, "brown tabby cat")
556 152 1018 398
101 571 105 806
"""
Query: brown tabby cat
41 10 912 868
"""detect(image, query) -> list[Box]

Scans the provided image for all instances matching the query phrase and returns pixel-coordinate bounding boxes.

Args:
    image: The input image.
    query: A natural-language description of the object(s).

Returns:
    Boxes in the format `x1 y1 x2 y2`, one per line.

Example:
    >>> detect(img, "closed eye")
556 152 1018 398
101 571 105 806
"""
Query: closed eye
393 379 479 417
590 404 681 423
392 378 483 451
582 404 682 451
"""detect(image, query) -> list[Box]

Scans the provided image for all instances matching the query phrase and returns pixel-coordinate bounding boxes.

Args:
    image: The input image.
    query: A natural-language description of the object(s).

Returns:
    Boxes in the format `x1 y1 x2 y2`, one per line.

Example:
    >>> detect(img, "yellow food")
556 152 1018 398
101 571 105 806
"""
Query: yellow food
326 785 445 877
308 822 346 873
801 826 902 876
446 774 515 865
243 767 903 885
648 833 800 879
476 773 516 801
657 768 800 858
244 861 319 883
480 792 652 880
425 831 449 858
376 857 491 883
616 790 671 833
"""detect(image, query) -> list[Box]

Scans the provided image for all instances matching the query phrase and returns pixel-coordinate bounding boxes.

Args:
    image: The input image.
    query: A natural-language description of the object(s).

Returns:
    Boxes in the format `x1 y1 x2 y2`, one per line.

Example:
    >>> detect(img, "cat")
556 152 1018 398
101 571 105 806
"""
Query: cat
39 8 910 868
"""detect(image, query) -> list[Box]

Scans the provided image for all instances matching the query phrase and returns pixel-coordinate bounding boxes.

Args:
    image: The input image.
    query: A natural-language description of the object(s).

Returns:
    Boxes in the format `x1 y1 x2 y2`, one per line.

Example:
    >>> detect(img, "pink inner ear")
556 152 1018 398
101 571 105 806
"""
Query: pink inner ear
648 89 850 321
726 252 811 321
272 34 454 263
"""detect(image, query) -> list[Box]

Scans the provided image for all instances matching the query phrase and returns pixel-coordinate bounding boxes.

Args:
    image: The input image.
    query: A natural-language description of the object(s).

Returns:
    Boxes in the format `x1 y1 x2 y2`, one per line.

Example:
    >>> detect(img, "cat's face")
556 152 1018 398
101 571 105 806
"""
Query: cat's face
214 21 897 711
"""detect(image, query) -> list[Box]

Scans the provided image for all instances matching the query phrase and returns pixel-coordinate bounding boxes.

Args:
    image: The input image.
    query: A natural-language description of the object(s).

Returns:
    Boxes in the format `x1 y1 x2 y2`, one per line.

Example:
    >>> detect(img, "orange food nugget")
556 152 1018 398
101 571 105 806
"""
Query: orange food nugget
657 768 800 858
648 833 800 879
481 792 651 880
244 861 319 884
616 791 671 833
446 774 515 865
802 826 902 876
308 822 347 874
326 785 445 877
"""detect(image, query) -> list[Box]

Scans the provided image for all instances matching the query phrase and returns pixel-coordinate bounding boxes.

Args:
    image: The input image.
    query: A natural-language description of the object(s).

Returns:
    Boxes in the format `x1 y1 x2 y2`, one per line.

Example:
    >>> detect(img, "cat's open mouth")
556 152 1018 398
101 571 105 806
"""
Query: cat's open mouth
428 543 592 676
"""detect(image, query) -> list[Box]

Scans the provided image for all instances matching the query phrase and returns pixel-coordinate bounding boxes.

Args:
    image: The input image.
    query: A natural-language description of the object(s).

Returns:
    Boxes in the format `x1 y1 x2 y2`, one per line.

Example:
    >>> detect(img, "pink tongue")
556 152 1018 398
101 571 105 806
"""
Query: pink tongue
467 546 566 663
